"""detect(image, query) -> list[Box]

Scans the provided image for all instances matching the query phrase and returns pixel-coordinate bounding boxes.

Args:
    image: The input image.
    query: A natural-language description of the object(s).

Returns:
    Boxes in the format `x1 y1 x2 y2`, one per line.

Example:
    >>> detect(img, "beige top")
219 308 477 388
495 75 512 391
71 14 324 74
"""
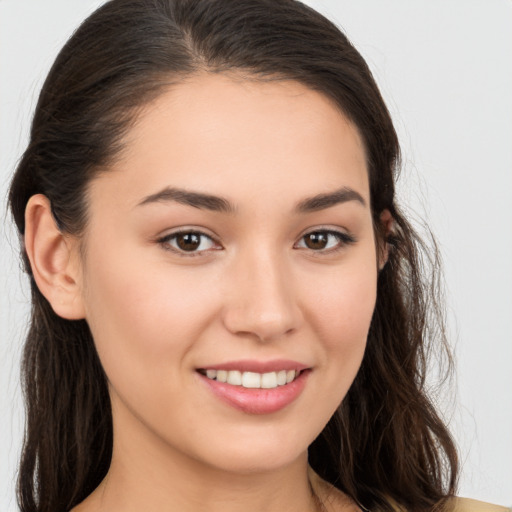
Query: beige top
449 498 511 512
309 467 510 512
389 497 510 512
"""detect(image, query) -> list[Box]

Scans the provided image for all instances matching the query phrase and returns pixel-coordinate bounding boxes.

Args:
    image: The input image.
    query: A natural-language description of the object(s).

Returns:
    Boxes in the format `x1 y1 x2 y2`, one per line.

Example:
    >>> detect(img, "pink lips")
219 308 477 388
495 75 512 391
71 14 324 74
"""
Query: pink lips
197 360 310 415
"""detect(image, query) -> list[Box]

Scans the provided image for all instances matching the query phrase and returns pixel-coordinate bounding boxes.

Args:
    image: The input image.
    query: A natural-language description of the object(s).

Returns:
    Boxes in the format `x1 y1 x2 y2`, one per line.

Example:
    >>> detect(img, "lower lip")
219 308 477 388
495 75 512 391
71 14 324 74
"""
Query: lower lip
198 370 310 415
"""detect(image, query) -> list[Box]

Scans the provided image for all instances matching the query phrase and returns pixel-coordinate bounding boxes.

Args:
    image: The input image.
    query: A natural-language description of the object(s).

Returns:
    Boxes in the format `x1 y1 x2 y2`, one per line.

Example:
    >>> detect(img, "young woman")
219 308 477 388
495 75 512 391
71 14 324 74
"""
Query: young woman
7 1 509 511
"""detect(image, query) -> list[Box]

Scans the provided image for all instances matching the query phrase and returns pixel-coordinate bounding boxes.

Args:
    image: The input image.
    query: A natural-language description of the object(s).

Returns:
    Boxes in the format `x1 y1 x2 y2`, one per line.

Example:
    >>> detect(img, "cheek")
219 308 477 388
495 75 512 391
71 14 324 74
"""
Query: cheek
304 255 377 386
310 259 377 343
80 244 218 381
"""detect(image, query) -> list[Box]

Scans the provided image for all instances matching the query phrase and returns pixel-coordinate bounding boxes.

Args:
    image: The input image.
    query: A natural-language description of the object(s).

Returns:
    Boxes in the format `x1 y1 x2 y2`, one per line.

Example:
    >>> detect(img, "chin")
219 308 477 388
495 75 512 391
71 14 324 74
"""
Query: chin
207 448 306 475
189 425 313 475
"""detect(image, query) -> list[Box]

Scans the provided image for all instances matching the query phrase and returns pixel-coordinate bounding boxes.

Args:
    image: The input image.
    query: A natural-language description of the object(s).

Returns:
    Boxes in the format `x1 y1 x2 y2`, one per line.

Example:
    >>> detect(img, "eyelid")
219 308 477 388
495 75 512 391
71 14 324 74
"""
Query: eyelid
156 227 222 257
154 225 356 258
294 226 356 253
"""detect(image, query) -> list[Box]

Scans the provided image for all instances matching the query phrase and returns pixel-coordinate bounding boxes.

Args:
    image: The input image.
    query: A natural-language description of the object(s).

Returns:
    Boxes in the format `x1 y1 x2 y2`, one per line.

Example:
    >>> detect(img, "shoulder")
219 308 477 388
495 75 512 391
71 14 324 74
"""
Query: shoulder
447 497 511 512
307 470 511 512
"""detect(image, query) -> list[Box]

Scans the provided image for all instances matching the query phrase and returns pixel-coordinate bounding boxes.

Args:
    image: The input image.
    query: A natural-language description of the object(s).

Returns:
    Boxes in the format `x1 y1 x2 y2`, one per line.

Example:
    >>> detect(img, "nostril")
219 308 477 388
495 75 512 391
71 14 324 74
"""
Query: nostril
220 262 304 342
223 308 302 343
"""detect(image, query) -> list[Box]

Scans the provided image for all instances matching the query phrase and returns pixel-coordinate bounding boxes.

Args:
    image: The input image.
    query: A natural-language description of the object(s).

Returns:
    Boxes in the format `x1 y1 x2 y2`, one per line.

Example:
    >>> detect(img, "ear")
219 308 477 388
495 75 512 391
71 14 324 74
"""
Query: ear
378 209 394 271
24 194 85 320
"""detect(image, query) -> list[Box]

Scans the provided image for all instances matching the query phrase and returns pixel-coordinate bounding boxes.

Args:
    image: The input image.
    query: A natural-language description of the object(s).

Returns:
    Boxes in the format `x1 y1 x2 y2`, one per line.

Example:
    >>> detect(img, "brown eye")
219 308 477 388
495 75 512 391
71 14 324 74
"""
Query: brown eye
303 232 329 250
176 232 201 251
296 230 356 252
159 231 218 254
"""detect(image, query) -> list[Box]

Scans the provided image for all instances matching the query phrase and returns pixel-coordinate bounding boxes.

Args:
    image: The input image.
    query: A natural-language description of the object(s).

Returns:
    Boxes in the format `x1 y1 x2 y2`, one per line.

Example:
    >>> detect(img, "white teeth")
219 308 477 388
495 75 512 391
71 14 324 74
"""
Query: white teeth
277 370 287 386
227 370 242 386
202 369 301 388
206 369 217 379
261 372 278 389
242 371 261 388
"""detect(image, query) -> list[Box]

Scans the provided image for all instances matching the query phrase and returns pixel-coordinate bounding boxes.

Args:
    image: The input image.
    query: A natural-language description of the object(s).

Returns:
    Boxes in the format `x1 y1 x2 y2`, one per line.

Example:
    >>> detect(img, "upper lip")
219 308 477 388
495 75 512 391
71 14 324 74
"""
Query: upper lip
197 359 310 373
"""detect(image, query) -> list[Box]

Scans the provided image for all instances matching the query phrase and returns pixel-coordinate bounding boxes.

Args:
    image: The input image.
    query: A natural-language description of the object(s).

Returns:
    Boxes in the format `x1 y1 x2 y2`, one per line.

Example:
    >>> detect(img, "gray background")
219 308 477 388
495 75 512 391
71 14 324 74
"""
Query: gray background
1 1 511 510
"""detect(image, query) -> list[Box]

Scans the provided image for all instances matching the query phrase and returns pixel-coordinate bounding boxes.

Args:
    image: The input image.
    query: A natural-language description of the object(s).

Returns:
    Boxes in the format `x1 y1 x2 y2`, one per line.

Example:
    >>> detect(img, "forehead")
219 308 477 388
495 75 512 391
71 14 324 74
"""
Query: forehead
91 73 369 212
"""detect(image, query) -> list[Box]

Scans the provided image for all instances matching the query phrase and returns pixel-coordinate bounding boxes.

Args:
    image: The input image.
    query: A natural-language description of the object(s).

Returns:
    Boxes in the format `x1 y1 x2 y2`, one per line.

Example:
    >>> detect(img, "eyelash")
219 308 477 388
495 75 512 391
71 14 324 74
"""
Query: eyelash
157 229 221 257
157 228 356 258
295 229 356 255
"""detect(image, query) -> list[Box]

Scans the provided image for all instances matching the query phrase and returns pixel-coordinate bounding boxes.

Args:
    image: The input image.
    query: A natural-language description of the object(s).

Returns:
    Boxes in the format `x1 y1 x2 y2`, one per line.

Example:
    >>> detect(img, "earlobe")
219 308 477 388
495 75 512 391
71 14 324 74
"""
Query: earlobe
378 209 394 271
24 194 85 320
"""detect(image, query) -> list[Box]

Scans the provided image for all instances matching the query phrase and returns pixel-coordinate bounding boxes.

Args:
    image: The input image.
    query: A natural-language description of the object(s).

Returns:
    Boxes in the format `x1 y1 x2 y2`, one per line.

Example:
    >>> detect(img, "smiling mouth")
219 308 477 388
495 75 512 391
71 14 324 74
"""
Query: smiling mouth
197 369 303 389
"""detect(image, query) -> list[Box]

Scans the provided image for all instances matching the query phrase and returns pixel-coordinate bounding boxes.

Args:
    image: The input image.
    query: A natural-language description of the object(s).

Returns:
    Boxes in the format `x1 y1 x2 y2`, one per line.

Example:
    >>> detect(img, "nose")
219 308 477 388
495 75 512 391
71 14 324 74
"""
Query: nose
222 248 303 343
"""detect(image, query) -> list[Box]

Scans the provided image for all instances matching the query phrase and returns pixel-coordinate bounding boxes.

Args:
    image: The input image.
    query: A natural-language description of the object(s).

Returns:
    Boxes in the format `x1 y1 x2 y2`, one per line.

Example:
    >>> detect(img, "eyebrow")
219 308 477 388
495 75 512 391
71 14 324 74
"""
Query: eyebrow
137 187 235 213
295 186 366 213
137 185 366 213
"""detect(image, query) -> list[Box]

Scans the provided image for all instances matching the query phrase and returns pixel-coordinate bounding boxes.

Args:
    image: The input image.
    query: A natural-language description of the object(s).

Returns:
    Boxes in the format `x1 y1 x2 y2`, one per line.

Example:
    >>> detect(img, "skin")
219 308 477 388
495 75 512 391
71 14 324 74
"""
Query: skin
26 74 384 512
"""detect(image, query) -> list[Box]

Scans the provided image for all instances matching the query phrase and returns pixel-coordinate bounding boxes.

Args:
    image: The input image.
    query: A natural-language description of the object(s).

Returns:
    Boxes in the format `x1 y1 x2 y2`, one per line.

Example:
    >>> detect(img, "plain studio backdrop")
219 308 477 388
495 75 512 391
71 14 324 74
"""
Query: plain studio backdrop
1 1 511 510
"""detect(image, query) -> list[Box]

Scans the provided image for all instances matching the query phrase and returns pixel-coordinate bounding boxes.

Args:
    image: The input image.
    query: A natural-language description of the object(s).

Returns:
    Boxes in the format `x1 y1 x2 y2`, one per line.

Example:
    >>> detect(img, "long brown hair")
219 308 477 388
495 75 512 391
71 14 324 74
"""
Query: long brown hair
9 1 458 511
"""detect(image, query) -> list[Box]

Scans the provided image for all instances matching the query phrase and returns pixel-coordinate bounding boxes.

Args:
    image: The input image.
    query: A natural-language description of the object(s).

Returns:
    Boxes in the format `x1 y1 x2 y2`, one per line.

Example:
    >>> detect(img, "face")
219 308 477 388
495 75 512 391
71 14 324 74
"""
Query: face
78 74 379 475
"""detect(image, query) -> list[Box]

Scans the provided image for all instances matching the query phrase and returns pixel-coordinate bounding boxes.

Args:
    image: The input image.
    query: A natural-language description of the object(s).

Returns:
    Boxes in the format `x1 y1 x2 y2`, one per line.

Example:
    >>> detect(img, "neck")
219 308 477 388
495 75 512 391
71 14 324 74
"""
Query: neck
83 454 317 512
73 409 320 512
